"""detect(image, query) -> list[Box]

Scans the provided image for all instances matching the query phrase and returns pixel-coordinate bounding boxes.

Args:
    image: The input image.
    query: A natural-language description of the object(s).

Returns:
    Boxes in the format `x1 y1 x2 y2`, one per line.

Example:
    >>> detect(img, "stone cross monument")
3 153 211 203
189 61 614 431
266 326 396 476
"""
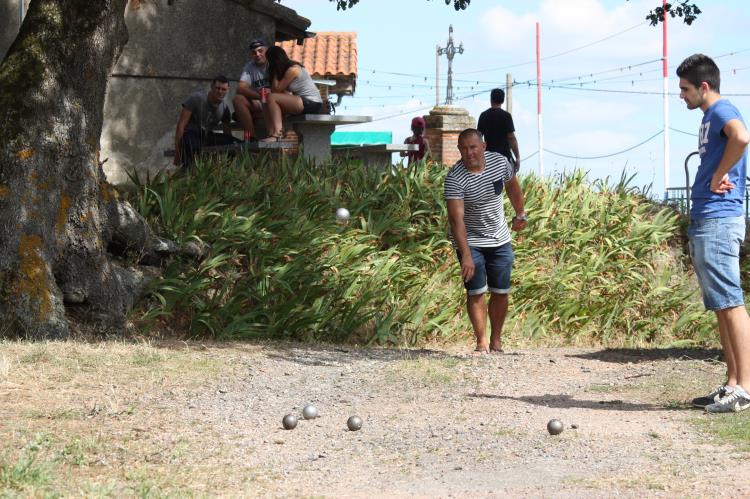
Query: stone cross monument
437 25 464 105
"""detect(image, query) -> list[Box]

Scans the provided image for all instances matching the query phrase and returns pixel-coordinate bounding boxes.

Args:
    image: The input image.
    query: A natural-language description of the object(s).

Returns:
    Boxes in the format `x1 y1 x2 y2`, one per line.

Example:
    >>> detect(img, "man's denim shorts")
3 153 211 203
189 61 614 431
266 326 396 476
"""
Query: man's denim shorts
688 216 746 311
456 244 514 295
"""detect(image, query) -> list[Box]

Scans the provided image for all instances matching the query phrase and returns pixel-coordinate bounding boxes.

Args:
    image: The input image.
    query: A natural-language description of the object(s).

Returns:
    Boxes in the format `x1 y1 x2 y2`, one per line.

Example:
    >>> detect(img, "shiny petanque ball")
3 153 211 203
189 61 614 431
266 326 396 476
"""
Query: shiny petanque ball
336 207 350 223
547 418 564 435
302 404 318 420
347 415 363 431
282 414 298 430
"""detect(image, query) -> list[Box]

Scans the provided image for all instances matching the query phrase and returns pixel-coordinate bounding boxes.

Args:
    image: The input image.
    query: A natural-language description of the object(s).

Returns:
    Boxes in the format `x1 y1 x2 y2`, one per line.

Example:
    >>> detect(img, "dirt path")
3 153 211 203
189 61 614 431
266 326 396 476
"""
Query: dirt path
2 341 750 497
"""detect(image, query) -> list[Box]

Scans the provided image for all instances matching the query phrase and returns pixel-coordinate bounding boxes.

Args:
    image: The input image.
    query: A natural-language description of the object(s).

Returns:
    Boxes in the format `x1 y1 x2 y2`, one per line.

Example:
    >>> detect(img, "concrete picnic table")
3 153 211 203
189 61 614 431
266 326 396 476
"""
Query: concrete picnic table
287 114 372 163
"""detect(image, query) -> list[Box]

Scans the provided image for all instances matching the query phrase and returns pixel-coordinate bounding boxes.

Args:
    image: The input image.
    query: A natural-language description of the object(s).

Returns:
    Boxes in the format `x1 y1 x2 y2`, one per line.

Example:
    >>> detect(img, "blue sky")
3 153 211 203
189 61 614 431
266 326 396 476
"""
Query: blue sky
281 0 750 196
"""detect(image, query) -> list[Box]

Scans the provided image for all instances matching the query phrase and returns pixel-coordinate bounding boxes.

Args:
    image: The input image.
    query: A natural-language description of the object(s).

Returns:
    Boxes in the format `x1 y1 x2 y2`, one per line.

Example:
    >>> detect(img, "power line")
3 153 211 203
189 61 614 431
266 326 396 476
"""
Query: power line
355 51 750 96
455 22 646 75
544 59 662 85
539 22 648 62
521 150 539 162
670 127 698 137
544 130 663 160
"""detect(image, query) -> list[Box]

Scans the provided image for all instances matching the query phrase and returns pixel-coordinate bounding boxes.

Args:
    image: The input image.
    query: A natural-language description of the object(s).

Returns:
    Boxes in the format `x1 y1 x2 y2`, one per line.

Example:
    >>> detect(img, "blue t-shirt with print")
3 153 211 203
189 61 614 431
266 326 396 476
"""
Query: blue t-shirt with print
691 99 747 219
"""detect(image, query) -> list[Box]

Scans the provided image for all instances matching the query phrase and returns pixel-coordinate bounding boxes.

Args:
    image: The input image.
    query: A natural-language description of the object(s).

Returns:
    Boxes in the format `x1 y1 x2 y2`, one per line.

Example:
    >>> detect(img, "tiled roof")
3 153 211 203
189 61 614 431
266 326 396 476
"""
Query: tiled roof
277 32 357 78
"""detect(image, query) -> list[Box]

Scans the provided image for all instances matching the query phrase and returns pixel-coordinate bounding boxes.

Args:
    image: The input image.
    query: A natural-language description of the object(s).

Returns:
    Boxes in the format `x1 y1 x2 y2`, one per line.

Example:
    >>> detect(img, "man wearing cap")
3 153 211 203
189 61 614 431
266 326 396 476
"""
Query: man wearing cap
477 88 520 171
402 116 431 165
233 38 271 141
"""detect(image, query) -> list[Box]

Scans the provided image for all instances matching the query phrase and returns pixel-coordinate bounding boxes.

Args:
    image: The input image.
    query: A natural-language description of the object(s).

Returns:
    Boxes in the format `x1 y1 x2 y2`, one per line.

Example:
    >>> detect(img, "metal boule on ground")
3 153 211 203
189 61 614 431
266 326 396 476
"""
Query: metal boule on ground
302 404 318 419
282 414 298 430
547 418 563 435
347 415 363 431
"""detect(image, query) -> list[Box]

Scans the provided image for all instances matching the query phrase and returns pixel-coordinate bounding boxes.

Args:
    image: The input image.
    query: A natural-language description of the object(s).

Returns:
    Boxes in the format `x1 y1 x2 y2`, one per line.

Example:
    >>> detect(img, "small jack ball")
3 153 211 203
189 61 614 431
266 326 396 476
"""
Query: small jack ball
547 419 563 435
282 414 298 430
302 404 318 420
336 207 350 222
347 415 363 431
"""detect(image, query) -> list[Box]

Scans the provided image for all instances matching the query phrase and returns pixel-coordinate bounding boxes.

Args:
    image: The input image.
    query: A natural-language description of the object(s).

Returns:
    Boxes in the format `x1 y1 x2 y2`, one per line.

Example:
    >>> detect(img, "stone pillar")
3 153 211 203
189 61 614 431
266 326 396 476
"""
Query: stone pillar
424 105 476 166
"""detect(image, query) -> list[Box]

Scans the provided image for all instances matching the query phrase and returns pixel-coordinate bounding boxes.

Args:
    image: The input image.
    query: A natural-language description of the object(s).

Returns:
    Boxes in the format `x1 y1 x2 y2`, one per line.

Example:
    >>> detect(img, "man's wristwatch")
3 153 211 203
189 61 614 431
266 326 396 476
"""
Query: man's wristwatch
513 212 528 222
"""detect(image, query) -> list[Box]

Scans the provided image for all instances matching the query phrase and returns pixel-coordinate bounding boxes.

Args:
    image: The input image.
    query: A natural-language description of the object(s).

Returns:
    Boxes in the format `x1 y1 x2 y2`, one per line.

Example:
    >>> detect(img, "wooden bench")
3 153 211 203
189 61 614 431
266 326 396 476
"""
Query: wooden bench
286 114 372 162
333 143 419 167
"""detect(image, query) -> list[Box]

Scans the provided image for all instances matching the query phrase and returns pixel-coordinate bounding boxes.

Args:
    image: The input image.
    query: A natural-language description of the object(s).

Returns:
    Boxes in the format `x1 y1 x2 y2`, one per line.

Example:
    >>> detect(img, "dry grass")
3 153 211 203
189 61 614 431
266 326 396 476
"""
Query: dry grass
0 340 263 497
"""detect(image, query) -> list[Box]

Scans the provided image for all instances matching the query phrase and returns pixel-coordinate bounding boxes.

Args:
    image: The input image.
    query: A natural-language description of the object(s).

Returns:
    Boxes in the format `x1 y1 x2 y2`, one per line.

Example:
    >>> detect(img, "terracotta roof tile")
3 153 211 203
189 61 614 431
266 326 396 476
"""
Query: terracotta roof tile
277 32 357 78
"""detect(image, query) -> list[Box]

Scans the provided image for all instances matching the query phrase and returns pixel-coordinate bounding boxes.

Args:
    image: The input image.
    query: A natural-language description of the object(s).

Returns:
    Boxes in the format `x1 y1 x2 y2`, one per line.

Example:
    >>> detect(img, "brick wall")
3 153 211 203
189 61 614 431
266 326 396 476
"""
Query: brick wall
423 105 476 167
425 129 462 166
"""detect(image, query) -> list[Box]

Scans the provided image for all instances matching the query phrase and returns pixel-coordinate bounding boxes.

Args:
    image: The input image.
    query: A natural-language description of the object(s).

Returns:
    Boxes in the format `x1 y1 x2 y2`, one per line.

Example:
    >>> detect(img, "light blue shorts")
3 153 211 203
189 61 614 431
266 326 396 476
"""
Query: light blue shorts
688 216 746 311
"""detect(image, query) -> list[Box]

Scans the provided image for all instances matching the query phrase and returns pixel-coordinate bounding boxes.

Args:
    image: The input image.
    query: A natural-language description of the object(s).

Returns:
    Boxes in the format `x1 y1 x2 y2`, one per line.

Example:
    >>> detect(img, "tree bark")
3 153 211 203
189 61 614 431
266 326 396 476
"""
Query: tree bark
0 0 152 338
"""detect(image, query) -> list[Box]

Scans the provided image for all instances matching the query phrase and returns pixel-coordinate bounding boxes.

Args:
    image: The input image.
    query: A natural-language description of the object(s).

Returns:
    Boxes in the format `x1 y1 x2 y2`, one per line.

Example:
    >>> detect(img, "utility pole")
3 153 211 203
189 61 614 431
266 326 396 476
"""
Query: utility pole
662 0 670 200
437 25 464 105
536 22 544 176
506 73 513 114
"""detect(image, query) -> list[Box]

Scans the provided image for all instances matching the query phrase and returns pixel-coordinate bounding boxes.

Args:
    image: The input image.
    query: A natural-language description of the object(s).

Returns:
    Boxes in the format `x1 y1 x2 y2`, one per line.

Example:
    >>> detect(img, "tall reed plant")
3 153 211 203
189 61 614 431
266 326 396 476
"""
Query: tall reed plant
509 170 713 346
133 155 714 346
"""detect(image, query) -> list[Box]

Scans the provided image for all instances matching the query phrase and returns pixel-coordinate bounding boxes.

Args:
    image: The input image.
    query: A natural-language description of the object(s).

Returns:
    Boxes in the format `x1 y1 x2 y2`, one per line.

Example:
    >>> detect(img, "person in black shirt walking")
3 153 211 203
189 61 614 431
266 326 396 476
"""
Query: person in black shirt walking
477 88 520 171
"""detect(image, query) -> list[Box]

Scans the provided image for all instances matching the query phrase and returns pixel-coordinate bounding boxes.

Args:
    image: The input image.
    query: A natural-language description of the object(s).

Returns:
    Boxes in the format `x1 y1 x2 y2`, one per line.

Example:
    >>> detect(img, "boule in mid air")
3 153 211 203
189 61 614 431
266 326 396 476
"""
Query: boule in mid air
336 207 350 223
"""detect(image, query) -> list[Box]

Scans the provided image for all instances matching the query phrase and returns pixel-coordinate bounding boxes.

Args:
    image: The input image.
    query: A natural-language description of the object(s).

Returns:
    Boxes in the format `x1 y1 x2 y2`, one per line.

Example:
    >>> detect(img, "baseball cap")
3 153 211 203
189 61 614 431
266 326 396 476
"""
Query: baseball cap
411 116 426 128
248 38 267 50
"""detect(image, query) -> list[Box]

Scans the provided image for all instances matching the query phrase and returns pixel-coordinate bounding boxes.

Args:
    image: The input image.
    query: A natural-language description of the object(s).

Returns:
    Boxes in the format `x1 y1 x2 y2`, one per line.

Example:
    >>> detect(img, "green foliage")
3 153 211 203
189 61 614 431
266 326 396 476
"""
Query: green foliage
134 155 462 344
133 154 713 346
642 1 702 25
0 433 55 494
281 0 702 24
510 170 713 345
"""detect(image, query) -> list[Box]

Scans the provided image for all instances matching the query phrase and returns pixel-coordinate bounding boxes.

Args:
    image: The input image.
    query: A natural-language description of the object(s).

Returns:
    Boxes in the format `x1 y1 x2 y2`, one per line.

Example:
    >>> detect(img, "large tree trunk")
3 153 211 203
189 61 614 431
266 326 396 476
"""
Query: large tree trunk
0 0 154 338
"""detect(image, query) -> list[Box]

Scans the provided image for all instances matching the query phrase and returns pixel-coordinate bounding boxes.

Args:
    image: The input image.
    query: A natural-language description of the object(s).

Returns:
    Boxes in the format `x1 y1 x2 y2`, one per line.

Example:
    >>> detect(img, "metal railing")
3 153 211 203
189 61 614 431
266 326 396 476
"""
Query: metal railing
665 151 750 219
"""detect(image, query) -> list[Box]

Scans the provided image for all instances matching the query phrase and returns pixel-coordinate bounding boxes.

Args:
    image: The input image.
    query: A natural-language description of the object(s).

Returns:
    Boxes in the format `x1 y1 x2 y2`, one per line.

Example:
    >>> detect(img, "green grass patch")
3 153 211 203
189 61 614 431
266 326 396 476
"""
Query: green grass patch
131 155 714 346
0 434 56 495
695 414 750 452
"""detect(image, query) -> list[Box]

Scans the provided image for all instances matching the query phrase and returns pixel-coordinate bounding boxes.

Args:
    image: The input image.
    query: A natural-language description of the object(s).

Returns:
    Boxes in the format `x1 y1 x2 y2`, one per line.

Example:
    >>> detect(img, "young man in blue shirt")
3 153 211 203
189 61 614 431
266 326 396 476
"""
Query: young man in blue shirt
677 54 750 413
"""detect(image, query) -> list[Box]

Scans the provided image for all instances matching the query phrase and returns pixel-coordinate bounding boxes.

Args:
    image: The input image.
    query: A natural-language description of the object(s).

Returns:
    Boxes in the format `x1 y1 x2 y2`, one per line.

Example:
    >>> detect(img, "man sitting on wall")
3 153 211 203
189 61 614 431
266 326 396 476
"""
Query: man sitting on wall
233 38 271 142
174 75 238 168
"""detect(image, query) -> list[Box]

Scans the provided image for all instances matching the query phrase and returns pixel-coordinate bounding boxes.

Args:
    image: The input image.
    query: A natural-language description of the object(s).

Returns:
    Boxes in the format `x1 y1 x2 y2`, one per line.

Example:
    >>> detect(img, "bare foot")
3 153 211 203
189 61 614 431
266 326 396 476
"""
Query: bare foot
472 345 489 356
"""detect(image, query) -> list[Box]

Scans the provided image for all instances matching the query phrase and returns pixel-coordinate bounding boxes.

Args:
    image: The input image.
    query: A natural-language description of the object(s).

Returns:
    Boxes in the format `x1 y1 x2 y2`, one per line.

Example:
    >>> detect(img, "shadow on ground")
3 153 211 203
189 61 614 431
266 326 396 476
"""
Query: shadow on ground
102 337 465 367
568 348 723 364
467 392 678 412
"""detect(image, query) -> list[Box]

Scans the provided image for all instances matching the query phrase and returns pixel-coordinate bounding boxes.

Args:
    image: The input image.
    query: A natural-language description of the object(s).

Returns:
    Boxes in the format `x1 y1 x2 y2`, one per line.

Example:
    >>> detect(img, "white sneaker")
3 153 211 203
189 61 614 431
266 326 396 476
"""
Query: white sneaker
692 384 732 408
705 385 750 413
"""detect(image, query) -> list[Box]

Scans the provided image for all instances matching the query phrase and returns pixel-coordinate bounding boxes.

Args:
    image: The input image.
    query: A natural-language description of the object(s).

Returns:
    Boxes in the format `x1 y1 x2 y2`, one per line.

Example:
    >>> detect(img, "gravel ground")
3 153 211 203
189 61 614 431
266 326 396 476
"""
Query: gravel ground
151 343 750 497
4 341 750 497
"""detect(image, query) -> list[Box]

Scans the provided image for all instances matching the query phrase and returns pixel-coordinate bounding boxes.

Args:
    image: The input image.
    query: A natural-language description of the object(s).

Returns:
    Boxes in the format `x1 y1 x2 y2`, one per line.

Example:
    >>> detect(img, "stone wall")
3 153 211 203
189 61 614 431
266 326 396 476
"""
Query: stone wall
100 0 281 185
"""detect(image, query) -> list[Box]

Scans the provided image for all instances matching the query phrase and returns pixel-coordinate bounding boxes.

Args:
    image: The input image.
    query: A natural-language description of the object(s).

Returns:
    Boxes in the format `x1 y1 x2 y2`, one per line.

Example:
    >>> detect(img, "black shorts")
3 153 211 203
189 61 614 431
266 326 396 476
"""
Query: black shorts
301 98 323 114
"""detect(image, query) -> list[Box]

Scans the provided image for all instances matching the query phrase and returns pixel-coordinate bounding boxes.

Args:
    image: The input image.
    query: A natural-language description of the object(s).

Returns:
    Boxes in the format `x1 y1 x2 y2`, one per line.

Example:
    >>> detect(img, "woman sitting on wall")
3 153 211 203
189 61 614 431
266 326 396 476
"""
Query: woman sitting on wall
261 46 323 142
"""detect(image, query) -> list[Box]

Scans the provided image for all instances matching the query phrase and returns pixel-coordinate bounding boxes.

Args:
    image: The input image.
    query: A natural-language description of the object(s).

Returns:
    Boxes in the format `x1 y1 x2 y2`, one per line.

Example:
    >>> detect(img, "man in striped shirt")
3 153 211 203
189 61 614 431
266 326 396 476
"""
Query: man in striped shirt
444 129 527 354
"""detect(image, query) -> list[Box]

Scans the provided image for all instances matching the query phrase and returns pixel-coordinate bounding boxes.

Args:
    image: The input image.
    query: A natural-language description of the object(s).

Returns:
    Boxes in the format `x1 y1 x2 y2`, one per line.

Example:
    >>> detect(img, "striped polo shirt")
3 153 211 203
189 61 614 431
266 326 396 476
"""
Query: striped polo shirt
444 151 514 247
